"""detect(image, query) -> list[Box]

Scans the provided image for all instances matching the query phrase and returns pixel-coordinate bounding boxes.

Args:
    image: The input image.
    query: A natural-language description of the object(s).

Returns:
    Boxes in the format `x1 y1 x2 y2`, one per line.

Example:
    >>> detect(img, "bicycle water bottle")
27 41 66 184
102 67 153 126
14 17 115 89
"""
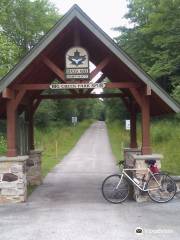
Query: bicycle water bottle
133 177 140 185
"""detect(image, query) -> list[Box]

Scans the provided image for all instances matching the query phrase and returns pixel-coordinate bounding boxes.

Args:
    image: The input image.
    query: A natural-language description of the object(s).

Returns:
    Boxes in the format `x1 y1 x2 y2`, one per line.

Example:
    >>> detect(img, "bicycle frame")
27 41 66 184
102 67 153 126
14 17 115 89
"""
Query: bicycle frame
117 168 161 192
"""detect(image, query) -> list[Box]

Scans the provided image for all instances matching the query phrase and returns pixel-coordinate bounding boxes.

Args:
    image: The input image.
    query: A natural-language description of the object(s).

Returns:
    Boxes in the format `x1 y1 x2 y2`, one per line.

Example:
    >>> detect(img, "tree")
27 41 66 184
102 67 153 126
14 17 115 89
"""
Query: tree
0 0 60 55
114 0 180 102
0 33 20 78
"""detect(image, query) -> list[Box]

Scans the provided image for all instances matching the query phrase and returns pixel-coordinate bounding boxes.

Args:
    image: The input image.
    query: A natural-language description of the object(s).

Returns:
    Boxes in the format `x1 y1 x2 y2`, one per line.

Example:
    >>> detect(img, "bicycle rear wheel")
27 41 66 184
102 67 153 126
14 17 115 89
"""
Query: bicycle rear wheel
101 174 129 204
147 173 176 203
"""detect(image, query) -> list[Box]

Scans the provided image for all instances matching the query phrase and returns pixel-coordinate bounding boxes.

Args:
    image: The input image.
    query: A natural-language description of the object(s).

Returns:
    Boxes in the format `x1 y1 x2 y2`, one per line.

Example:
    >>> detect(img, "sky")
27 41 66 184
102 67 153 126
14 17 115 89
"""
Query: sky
50 0 129 38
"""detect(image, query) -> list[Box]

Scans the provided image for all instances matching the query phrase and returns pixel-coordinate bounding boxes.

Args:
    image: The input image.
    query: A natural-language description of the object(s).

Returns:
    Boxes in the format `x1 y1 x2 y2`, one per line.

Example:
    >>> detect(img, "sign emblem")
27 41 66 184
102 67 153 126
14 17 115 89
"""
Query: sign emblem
68 50 86 66
65 47 89 80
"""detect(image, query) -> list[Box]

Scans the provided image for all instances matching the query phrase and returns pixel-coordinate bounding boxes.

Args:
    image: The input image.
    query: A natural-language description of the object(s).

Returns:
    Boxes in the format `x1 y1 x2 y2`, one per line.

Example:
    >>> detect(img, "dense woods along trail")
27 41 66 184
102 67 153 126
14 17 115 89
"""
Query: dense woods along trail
0 122 179 240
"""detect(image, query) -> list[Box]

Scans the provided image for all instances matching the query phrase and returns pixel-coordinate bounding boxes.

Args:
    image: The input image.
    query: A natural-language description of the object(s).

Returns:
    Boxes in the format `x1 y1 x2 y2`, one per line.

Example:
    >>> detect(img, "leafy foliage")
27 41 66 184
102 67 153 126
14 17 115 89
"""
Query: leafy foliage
114 0 180 101
0 0 61 78
0 0 60 53
35 98 106 127
0 33 20 78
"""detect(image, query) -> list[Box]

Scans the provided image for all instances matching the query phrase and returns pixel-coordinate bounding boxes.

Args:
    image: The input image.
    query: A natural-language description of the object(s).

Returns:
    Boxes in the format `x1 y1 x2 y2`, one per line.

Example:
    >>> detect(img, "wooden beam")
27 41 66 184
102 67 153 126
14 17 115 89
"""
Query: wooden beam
90 58 110 80
14 89 26 110
129 88 142 108
141 94 152 154
106 82 140 89
43 56 66 82
6 100 17 157
42 56 78 95
130 101 138 148
14 84 49 90
2 88 15 99
37 93 124 99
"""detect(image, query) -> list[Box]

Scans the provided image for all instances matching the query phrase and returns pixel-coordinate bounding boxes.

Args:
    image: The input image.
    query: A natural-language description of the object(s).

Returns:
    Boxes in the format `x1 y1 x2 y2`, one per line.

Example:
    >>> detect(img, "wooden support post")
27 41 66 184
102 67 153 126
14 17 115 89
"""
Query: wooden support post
6 100 17 157
130 102 138 148
6 89 26 157
28 104 35 150
141 94 152 154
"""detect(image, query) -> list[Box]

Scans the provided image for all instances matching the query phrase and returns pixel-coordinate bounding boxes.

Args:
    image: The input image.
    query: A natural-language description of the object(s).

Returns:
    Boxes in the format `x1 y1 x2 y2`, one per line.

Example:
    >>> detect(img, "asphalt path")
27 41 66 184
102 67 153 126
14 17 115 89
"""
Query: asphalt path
0 121 179 240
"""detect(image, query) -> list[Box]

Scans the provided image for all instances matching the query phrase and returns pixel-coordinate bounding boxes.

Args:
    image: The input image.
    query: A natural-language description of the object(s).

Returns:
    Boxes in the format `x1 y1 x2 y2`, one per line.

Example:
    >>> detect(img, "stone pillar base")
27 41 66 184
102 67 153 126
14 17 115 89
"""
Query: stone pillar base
131 153 162 203
27 150 42 186
0 156 28 204
124 148 141 200
124 148 141 168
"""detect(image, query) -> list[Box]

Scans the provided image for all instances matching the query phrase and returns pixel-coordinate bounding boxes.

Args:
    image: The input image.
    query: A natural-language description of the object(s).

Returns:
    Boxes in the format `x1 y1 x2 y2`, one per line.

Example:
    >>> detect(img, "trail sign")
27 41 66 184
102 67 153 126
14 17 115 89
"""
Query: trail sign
125 120 131 130
72 116 77 125
49 83 105 89
65 47 89 80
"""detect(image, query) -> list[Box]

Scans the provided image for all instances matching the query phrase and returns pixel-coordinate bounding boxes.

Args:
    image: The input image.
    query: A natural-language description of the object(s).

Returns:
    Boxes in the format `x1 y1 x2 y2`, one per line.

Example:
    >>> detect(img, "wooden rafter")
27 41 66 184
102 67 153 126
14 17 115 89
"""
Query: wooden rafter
43 56 65 82
42 56 78 95
90 58 110 80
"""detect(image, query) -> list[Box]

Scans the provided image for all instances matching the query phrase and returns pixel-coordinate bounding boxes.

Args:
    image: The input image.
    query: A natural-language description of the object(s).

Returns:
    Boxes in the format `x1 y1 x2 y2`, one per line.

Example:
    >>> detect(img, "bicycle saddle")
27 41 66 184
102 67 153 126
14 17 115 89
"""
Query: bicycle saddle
145 159 156 165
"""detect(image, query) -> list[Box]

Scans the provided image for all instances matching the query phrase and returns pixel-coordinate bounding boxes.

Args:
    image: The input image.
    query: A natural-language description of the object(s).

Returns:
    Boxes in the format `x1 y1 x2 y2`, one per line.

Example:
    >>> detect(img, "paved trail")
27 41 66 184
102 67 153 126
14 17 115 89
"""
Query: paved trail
0 122 179 240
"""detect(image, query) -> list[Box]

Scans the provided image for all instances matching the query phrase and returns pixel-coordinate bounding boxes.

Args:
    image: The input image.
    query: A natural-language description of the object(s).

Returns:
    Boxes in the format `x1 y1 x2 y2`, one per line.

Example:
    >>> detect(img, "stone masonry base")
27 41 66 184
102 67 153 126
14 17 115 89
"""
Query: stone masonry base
26 150 42 186
124 148 163 203
0 156 28 203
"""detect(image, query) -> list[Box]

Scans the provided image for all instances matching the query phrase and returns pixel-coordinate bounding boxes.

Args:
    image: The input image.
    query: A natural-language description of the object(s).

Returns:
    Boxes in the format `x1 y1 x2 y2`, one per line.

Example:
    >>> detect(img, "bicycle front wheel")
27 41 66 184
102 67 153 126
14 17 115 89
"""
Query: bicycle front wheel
101 174 129 204
147 173 176 203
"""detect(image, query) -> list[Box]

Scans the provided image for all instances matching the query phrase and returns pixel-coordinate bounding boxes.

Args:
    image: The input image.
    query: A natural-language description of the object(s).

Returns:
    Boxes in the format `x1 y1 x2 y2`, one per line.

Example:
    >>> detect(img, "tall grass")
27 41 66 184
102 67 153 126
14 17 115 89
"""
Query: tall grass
107 119 180 175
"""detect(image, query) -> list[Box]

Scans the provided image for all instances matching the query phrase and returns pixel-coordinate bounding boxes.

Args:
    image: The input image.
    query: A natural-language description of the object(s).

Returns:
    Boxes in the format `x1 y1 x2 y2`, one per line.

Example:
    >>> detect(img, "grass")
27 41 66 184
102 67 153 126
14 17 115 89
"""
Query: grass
35 119 94 177
107 119 180 175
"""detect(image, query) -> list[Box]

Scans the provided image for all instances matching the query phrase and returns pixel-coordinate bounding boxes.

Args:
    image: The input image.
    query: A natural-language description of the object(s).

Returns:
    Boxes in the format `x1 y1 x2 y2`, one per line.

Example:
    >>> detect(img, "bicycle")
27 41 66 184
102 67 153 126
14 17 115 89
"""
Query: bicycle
101 159 176 203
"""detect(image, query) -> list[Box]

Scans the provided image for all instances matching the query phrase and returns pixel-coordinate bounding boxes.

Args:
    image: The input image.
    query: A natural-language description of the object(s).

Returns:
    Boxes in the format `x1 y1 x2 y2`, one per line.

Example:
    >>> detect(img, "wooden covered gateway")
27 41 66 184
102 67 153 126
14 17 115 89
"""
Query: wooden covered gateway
0 4 179 158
